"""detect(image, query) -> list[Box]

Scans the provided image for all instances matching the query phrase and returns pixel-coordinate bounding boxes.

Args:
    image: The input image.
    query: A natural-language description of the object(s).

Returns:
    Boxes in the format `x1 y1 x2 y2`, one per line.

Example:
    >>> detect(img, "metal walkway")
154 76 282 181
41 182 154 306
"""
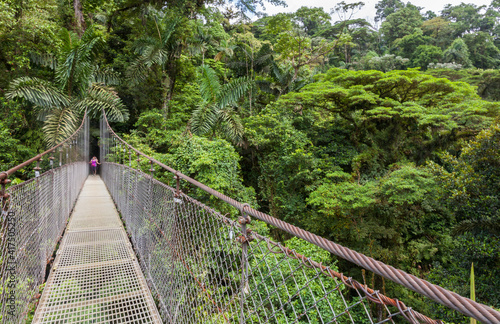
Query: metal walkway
33 176 162 323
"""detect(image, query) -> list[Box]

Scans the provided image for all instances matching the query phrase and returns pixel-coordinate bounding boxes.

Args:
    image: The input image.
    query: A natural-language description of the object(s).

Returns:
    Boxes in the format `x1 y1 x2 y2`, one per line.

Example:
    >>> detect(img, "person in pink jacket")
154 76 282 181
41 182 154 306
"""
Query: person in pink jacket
89 156 101 175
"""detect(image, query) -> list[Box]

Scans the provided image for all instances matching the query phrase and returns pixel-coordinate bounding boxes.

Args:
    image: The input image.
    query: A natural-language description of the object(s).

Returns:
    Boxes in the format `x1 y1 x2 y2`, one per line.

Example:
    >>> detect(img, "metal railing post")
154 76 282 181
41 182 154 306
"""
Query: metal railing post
238 203 251 324
0 173 10 212
149 160 155 178
49 152 55 170
34 157 42 178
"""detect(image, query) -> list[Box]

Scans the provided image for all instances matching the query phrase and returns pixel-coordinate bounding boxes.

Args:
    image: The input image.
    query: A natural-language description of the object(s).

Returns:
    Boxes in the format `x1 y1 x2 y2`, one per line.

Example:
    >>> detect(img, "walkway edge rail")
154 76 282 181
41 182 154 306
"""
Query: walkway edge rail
102 110 500 324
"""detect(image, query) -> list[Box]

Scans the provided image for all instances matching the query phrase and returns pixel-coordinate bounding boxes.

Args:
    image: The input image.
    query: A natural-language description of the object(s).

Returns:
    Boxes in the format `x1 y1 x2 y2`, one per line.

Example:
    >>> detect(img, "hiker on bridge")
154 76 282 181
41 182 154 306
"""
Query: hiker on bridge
89 156 101 175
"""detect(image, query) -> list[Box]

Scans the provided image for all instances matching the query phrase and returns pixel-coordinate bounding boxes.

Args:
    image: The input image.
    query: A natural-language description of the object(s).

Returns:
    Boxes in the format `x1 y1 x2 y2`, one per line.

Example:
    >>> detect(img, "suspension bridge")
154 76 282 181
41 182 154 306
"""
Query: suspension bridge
1 112 499 324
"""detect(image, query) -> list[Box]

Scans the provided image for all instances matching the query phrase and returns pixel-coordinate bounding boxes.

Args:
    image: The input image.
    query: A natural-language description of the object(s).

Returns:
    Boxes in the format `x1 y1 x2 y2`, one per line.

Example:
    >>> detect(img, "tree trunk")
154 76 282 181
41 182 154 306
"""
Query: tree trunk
161 72 171 118
74 0 85 36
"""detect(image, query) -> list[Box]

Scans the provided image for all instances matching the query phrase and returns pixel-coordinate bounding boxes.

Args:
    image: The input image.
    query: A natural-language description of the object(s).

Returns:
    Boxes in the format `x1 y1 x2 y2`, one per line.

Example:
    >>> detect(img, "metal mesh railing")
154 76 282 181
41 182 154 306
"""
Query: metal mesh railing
102 162 421 324
0 114 89 323
100 111 500 324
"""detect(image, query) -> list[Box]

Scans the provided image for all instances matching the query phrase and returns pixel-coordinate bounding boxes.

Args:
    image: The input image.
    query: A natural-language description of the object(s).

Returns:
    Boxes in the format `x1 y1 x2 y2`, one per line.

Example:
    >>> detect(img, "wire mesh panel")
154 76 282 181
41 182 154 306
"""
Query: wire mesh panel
0 117 89 323
102 162 437 324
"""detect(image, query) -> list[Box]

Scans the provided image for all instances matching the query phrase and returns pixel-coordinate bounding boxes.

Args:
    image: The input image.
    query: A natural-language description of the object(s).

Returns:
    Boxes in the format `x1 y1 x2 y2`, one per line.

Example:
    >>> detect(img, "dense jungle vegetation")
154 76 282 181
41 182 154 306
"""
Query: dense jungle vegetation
1 0 499 322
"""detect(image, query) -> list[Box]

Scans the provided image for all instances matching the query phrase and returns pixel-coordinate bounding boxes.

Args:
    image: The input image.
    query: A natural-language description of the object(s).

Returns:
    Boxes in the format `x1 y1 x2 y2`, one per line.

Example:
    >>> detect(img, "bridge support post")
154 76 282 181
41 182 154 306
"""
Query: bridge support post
0 173 10 212
239 203 251 324
34 158 42 178
49 152 55 170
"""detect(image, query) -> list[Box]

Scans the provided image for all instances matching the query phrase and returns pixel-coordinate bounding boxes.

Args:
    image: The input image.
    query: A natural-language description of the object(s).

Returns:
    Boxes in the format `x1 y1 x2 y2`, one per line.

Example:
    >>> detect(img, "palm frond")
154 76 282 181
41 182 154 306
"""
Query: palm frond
55 49 77 90
133 36 162 56
197 65 221 103
6 77 70 110
256 79 278 96
218 106 244 144
80 25 102 52
74 84 129 122
273 62 295 88
133 36 168 68
254 43 274 66
92 66 121 85
290 78 308 92
56 26 102 93
127 60 149 85
218 76 252 108
150 48 169 67
42 106 78 146
190 103 218 136
214 51 224 62
58 28 78 55
30 53 57 70
452 217 500 236
159 16 180 47
73 61 94 95
93 13 107 24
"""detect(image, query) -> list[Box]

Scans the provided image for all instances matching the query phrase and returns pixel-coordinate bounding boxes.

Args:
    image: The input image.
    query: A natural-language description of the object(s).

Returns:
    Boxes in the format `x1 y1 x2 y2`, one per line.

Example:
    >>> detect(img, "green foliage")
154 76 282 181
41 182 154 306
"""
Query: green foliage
280 68 498 170
247 237 347 322
264 11 337 78
0 98 38 174
0 0 60 70
429 124 500 222
380 6 423 47
425 124 500 321
443 38 473 67
308 164 450 268
463 32 500 69
360 52 409 72
412 45 443 69
375 0 404 23
0 120 33 172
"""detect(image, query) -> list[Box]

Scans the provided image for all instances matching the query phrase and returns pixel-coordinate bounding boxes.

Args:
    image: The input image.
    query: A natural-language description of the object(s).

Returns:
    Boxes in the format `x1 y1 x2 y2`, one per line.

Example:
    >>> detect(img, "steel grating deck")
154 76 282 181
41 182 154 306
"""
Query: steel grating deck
33 176 162 324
